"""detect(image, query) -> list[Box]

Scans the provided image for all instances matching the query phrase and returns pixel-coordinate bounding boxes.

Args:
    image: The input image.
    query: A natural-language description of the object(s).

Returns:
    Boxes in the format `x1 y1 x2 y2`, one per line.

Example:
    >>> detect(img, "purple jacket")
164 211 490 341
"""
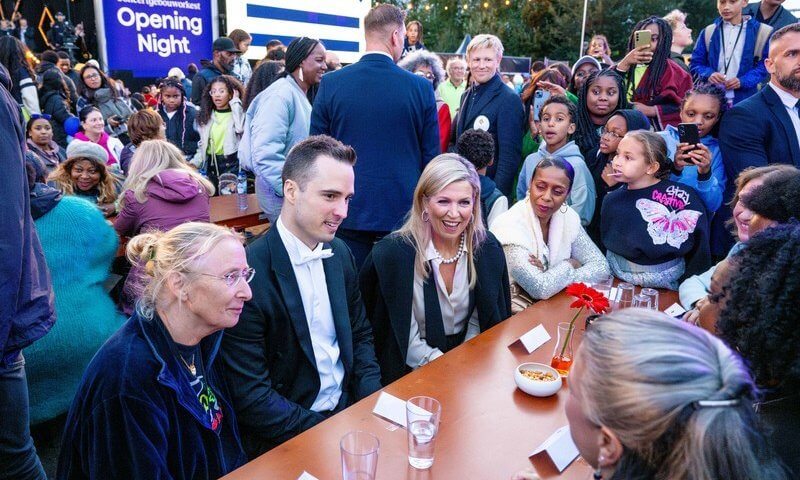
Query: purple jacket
114 169 210 237
0 64 55 366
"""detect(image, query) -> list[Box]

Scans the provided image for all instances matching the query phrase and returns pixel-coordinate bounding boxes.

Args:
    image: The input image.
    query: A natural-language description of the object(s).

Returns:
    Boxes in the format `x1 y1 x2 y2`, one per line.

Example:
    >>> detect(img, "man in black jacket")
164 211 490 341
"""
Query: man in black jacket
190 36 239 105
220 135 382 458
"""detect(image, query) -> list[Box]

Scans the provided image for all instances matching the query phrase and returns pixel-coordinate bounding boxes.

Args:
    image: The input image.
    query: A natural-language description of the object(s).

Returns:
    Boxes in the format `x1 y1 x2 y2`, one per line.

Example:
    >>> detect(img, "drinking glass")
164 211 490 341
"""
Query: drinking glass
340 431 379 480
615 282 636 309
640 288 660 310
591 274 614 300
632 294 652 309
406 396 441 470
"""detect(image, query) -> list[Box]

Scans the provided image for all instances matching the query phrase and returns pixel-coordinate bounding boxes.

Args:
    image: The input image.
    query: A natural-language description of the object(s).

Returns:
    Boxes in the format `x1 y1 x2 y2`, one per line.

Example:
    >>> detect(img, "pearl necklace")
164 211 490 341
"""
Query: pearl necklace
433 233 466 264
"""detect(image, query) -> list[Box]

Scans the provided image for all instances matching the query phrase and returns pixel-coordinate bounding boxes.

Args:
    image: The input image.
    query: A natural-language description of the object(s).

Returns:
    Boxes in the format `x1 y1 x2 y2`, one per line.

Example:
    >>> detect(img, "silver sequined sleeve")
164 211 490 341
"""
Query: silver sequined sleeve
504 229 610 300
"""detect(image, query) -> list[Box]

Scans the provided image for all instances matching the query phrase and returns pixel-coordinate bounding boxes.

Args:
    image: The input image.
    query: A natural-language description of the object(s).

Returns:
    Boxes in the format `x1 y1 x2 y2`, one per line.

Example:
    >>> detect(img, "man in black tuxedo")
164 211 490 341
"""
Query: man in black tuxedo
220 135 382 458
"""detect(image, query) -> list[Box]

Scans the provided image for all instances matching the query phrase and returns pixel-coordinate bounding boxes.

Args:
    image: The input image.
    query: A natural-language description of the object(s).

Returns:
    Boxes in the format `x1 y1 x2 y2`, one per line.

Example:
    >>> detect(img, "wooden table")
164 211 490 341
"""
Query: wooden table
114 194 266 256
222 287 678 480
209 194 266 230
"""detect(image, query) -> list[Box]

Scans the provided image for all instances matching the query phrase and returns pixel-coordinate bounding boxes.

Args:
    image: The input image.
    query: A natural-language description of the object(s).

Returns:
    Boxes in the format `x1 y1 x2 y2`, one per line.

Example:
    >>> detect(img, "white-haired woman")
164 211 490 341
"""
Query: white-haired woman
399 50 452 153
454 34 525 198
360 154 511 384
115 139 215 313
564 309 787 480
58 222 254 479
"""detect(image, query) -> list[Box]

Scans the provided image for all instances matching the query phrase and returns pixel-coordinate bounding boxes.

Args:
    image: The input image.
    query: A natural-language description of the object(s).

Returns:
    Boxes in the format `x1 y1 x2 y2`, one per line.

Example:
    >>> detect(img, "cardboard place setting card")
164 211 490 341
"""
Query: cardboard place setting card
372 391 432 429
510 324 551 353
529 425 580 472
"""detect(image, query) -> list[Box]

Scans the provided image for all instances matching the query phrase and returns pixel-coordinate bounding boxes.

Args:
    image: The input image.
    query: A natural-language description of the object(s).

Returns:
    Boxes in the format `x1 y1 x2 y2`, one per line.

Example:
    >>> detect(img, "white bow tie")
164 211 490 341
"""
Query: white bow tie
293 248 334 266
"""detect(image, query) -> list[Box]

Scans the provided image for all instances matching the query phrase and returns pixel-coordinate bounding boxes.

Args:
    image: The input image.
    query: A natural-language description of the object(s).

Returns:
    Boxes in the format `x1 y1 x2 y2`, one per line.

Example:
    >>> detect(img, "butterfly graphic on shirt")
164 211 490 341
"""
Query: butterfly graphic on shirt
635 199 702 249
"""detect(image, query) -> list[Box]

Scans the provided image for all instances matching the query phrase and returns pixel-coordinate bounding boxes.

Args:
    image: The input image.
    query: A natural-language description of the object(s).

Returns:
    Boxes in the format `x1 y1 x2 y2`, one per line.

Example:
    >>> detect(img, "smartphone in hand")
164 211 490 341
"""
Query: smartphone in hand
634 30 652 50
532 90 551 122
678 123 700 156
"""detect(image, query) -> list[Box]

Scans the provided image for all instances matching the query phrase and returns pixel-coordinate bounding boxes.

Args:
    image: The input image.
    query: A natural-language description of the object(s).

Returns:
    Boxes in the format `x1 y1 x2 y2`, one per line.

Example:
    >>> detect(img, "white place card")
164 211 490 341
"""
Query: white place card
664 302 687 317
529 425 580 472
372 392 432 428
512 324 551 353
608 286 619 302
297 472 320 480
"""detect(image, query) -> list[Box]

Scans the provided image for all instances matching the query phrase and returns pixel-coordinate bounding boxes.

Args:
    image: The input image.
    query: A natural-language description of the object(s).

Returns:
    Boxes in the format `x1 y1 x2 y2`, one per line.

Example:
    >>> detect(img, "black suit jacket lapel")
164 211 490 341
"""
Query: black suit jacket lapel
322 249 352 372
375 239 416 363
266 228 317 368
764 86 800 162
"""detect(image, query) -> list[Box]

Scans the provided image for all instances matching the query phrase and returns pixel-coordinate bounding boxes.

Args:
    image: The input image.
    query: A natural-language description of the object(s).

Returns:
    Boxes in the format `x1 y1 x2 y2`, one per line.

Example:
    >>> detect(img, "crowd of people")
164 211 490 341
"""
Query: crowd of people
2 1 799 479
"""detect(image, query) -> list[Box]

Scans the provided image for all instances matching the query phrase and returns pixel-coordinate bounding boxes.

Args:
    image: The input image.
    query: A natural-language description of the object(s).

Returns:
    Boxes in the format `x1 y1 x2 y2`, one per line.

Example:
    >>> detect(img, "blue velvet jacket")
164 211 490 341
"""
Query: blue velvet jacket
57 312 247 480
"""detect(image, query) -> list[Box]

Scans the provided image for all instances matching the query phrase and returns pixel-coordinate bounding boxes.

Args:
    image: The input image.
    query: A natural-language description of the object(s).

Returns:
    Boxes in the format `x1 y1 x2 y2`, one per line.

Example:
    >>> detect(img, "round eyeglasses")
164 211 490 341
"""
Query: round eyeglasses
198 267 255 287
600 129 624 140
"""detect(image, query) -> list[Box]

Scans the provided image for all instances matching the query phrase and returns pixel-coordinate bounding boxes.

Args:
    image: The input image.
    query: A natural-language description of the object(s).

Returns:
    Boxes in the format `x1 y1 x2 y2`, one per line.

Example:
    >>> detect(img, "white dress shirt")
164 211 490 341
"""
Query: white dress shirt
718 18 748 102
276 217 344 412
406 241 480 368
768 82 800 153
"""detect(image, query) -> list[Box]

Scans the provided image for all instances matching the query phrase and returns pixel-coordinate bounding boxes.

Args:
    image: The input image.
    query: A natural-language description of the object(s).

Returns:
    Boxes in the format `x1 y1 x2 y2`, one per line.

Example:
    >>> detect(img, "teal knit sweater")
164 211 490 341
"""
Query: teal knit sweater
26 196 125 424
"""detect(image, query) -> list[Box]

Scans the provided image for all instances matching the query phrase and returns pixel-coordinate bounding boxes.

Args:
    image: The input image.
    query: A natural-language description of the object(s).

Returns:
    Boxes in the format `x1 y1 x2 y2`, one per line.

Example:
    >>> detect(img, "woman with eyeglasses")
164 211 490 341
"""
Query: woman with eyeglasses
76 64 133 139
115 139 215 314
57 222 253 479
398 50 452 153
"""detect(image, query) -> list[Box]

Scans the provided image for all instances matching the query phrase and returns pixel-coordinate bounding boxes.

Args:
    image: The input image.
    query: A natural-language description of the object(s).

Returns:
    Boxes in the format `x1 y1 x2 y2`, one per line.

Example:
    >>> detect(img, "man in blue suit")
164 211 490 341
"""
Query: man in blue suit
310 4 440 267
719 23 800 178
220 135 382 458
454 34 525 199
716 24 800 253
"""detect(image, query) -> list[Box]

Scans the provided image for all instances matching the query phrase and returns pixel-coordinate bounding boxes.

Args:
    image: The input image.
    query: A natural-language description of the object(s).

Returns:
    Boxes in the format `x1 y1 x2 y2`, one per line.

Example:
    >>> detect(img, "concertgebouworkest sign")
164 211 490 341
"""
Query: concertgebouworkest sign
100 0 213 77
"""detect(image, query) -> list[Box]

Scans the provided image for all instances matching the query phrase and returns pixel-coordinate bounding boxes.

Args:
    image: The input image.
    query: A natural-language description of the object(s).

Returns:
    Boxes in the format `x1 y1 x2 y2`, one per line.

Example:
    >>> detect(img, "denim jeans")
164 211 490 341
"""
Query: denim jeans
0 353 46 480
255 176 282 225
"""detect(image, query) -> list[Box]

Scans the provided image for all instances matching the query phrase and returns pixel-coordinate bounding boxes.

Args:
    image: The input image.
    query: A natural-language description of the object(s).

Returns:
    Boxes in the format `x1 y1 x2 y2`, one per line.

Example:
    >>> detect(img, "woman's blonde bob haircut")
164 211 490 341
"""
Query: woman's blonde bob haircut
397 153 486 289
121 139 215 206
126 222 243 320
466 34 504 60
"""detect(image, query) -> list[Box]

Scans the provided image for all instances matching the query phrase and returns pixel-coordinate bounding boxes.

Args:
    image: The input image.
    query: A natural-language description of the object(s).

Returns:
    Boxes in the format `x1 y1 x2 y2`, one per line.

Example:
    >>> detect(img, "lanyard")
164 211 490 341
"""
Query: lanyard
720 22 745 77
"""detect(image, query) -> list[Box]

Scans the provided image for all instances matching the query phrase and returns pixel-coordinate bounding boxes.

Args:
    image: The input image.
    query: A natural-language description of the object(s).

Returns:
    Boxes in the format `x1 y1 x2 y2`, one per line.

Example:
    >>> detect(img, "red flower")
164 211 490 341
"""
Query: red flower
566 283 610 314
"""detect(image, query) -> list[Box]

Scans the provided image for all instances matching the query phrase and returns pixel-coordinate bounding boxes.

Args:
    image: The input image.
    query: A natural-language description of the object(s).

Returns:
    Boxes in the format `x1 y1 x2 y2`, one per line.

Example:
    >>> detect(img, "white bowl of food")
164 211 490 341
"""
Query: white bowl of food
514 362 562 397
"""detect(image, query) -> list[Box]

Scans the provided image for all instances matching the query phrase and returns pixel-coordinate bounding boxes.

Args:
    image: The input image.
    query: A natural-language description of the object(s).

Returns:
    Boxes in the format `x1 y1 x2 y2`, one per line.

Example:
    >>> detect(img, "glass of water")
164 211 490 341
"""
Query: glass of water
406 396 441 470
591 274 614 299
615 282 636 309
640 288 660 310
632 293 652 309
340 431 379 480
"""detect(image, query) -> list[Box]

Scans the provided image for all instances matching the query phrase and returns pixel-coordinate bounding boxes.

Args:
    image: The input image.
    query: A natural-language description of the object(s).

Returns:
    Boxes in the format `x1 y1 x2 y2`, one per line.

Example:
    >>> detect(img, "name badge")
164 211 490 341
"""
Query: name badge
474 115 490 131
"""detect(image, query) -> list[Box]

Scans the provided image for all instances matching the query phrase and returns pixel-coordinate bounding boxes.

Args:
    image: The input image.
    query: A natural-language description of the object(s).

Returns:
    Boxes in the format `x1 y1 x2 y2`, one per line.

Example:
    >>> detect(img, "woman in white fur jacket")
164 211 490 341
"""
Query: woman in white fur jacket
491 155 609 308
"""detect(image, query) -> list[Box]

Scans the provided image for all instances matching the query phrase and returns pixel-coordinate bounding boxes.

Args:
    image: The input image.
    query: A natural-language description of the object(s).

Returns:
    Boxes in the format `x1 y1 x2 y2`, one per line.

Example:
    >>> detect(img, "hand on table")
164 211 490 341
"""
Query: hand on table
511 468 541 480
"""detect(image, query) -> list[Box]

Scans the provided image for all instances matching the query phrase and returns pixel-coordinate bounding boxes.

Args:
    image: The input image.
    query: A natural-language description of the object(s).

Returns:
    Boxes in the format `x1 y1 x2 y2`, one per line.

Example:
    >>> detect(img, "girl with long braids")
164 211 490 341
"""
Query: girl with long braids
192 74 245 192
239 37 327 222
615 16 693 130
157 77 200 160
573 69 630 158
